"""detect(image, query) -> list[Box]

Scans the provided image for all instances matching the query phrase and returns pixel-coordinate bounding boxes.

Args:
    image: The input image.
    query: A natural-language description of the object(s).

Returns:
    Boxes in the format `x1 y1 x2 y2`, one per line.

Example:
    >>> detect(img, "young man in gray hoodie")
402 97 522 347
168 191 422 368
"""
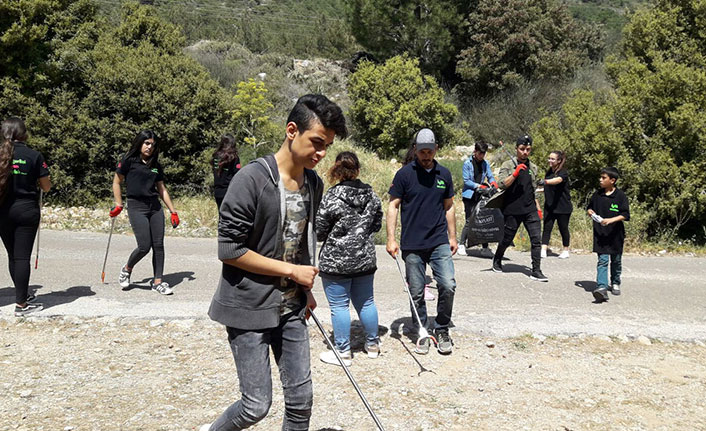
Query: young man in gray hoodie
202 94 347 431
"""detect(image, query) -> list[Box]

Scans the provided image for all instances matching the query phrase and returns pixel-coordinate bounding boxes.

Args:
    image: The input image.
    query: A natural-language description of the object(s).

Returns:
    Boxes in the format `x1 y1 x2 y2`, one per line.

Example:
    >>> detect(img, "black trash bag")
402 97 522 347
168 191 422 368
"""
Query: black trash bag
467 196 505 246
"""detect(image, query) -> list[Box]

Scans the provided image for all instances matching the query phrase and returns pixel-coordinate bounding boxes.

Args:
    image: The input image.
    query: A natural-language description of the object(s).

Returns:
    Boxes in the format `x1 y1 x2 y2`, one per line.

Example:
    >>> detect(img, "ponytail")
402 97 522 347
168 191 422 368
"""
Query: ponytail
551 150 566 174
327 151 360 184
0 117 28 204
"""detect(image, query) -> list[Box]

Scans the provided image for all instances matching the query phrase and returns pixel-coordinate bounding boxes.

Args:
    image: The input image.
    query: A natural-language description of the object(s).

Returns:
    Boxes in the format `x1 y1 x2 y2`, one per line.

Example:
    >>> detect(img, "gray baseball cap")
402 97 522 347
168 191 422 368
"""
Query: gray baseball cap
415 128 436 151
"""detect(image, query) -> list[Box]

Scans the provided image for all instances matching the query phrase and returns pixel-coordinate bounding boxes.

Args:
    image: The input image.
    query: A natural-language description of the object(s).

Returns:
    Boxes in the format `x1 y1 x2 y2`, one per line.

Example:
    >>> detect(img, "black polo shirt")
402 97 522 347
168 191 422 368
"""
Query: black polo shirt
116 156 164 199
5 142 49 201
543 168 573 214
389 160 454 251
587 188 630 254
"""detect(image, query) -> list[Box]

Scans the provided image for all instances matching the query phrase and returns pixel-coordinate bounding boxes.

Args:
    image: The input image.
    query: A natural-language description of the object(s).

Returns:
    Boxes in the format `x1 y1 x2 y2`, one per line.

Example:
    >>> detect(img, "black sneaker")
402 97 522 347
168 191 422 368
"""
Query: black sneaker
530 270 549 282
14 303 43 317
593 287 609 302
26 292 37 303
492 259 503 273
435 330 453 354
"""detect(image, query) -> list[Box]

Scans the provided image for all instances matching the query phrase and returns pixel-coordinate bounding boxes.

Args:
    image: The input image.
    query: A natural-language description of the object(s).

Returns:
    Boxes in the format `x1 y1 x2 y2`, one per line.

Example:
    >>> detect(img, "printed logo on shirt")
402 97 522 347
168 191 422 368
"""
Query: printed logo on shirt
42 162 48 169
12 159 28 175
436 179 446 189
610 203 619 212
117 162 122 168
151 168 159 174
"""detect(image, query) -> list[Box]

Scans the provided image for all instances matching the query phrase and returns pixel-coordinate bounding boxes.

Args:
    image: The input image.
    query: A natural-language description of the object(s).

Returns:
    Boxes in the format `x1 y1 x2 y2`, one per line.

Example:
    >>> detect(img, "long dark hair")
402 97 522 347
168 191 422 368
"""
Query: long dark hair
212 134 238 175
327 151 360 184
124 130 159 168
0 117 28 204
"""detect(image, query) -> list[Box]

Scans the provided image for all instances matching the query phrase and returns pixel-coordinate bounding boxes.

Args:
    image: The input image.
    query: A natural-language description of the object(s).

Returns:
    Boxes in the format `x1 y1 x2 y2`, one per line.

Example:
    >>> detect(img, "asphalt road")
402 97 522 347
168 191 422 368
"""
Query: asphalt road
1 230 705 341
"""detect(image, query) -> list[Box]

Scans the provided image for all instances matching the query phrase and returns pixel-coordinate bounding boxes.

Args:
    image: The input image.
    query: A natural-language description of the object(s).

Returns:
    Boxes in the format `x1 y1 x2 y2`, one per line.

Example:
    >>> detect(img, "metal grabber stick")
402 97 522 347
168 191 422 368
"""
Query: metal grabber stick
308 308 386 431
34 190 43 269
101 216 117 283
394 254 437 349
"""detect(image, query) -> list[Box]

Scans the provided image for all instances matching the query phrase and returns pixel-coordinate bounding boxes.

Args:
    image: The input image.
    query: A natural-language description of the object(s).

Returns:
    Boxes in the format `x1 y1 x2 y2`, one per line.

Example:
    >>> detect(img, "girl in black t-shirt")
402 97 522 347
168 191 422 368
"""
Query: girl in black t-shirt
540 150 573 259
110 130 179 295
212 134 240 210
0 117 51 316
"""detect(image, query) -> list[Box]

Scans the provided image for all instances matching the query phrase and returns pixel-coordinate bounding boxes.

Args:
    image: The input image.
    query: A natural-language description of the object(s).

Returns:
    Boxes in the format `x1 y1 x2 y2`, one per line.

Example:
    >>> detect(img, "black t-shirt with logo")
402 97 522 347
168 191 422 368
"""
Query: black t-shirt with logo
212 155 241 199
543 168 573 214
116 156 164 199
389 160 455 251
4 142 50 202
587 188 630 254
503 160 536 216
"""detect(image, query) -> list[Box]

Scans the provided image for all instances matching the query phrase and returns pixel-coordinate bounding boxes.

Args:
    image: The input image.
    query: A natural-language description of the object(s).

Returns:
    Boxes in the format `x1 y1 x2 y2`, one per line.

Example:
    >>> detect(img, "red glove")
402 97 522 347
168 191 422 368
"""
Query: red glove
109 205 123 218
479 184 488 189
512 164 527 178
170 212 180 228
490 181 498 188
538 209 543 220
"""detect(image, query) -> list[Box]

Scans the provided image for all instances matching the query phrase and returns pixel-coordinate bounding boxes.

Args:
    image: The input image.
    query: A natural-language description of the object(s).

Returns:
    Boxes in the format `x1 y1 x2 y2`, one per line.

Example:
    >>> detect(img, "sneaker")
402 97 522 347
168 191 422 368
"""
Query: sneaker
530 270 549 282
199 424 212 431
414 337 431 355
364 342 380 359
25 292 37 303
611 284 621 296
480 247 494 258
593 287 609 302
151 281 173 295
14 303 43 317
436 330 453 354
540 248 547 259
558 250 570 259
492 259 503 273
424 286 435 301
457 244 467 256
319 349 352 366
118 266 131 289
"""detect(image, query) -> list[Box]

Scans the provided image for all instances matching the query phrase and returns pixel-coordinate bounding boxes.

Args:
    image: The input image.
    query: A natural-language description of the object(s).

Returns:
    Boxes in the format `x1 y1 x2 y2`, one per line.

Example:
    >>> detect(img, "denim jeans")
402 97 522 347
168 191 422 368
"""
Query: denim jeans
596 253 622 289
211 312 312 431
494 212 542 272
322 274 378 352
402 243 456 332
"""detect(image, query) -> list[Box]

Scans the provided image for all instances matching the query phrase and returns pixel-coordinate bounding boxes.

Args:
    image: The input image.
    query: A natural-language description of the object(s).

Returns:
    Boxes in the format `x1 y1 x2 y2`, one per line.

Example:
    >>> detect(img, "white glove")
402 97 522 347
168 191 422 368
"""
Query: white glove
591 213 604 224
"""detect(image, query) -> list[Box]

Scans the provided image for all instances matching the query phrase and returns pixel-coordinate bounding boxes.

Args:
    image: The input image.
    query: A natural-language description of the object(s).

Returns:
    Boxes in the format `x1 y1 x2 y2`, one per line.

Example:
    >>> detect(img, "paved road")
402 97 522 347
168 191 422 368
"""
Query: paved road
1 230 705 340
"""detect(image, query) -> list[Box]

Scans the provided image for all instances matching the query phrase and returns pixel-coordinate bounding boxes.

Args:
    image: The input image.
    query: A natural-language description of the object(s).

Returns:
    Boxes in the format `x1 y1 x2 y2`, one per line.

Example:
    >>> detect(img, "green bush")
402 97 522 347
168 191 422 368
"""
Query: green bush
348 54 458 157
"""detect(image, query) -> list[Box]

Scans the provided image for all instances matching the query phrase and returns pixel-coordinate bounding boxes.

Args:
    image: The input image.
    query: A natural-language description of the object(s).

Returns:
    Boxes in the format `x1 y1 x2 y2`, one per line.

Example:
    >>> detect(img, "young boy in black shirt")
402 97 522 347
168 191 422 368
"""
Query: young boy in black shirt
586 167 630 302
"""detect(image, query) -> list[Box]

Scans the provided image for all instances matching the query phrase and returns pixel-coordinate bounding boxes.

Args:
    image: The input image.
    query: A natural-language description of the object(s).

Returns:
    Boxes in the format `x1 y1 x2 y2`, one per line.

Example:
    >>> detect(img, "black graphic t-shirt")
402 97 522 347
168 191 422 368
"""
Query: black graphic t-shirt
212 156 241 199
5 142 50 202
587 188 630 254
116 156 164 199
503 161 536 216
543 169 573 214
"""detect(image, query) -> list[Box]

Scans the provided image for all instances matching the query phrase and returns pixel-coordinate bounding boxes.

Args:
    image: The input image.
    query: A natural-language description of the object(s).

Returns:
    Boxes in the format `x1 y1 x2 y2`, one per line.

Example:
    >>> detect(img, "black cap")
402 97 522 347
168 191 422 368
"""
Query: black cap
516 135 533 146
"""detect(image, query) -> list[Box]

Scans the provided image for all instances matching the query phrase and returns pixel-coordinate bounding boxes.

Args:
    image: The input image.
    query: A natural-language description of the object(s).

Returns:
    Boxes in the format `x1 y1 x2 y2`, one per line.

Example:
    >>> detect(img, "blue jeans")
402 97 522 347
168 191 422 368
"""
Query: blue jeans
211 312 312 431
596 253 622 289
402 244 456 332
322 274 378 352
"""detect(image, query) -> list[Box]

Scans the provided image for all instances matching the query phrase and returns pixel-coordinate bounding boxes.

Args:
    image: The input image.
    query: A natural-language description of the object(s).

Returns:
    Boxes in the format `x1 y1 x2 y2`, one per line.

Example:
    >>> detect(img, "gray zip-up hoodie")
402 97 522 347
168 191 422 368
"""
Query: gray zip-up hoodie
208 154 324 330
316 179 382 277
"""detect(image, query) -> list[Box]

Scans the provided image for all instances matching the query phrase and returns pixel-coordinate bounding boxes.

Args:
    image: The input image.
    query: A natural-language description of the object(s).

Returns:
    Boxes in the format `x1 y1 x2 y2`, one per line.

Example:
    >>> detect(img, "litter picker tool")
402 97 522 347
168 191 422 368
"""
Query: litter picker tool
101 216 117 283
394 254 437 350
33 190 43 269
308 308 386 431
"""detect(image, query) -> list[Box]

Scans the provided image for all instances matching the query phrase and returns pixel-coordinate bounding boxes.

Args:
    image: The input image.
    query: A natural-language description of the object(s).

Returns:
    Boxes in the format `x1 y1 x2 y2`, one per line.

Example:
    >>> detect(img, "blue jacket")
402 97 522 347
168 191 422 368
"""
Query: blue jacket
462 157 496 199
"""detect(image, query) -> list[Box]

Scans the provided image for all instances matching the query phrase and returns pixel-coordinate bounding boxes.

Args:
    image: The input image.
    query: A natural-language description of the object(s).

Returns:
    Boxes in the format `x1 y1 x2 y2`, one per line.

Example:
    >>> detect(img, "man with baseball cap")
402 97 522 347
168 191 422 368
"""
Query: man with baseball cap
386 128 458 355
492 134 548 282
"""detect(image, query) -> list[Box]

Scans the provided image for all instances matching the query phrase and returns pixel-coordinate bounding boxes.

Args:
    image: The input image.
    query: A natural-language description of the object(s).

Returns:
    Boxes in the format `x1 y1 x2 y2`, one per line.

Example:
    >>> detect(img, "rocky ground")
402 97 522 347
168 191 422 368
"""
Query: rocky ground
3 316 706 431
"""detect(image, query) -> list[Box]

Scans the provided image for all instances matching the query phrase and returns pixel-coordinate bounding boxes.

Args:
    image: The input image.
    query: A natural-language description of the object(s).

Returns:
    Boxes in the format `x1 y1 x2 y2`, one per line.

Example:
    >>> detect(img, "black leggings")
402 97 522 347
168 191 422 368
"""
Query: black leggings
0 199 40 304
541 212 571 247
126 198 165 279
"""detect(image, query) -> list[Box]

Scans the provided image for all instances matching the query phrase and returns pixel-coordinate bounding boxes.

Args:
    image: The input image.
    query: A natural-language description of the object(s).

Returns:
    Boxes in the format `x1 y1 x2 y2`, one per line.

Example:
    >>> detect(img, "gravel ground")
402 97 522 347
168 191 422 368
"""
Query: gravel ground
2 317 706 431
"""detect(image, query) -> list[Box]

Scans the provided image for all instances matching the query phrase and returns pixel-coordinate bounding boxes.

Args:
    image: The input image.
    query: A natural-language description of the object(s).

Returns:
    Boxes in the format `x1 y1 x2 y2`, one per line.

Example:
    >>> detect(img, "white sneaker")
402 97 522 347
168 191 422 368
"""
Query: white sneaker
118 266 131 288
319 349 352 366
540 249 547 259
364 342 380 359
457 244 467 256
151 281 173 295
558 250 570 259
199 424 212 431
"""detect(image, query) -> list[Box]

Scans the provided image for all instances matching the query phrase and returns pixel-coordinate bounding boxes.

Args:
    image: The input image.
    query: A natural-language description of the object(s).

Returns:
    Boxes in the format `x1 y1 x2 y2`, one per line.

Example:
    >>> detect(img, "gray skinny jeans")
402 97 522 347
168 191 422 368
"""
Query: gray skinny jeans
210 311 313 431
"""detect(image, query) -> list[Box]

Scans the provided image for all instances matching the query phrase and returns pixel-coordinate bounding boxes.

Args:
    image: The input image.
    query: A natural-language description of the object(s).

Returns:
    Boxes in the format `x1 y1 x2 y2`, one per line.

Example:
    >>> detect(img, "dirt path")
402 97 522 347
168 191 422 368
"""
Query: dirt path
2 317 706 431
